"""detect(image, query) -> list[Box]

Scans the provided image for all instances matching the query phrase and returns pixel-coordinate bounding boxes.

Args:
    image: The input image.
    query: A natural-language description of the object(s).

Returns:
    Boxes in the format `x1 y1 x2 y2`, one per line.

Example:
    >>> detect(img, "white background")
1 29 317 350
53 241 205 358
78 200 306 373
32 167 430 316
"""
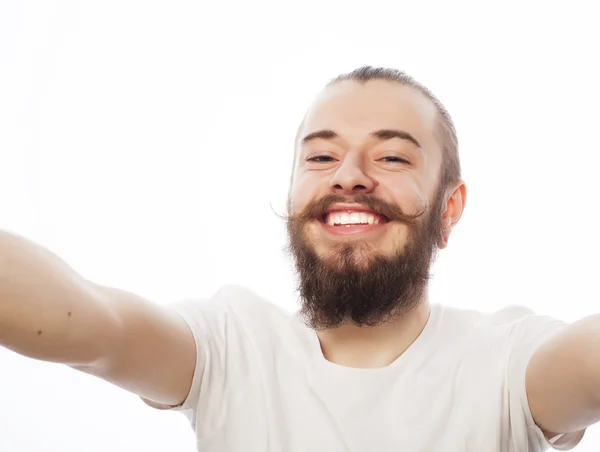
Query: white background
1 1 599 450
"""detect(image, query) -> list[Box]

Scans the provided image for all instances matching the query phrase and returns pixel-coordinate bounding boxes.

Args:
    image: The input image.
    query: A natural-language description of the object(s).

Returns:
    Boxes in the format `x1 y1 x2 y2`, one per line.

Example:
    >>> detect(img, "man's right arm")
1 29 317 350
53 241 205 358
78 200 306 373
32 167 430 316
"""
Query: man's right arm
0 229 196 407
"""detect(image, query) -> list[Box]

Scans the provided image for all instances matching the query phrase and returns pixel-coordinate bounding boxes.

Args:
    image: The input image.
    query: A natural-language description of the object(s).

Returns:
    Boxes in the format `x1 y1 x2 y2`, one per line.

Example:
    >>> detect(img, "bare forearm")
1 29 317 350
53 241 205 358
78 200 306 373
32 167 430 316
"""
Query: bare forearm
0 230 120 366
527 314 600 434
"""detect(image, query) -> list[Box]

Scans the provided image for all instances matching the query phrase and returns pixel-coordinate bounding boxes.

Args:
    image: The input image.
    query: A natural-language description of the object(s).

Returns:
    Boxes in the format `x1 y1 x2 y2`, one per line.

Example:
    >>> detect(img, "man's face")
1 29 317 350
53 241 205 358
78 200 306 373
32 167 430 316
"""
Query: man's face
286 79 461 329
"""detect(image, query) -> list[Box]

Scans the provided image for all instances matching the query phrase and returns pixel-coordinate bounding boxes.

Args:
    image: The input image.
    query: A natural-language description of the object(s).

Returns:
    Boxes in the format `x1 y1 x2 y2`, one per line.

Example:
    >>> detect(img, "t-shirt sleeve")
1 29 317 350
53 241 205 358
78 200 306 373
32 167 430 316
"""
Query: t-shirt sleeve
140 289 257 437
505 309 586 451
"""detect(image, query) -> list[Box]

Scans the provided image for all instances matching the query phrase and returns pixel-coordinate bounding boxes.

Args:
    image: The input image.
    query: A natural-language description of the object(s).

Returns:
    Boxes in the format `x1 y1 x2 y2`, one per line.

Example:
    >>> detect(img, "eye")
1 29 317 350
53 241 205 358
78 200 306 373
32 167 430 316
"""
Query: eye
306 155 337 163
380 156 410 164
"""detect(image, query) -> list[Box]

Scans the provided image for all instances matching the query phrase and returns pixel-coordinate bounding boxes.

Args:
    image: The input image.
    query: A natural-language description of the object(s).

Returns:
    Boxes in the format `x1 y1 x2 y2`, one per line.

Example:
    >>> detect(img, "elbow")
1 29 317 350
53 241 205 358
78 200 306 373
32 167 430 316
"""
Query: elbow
67 285 125 370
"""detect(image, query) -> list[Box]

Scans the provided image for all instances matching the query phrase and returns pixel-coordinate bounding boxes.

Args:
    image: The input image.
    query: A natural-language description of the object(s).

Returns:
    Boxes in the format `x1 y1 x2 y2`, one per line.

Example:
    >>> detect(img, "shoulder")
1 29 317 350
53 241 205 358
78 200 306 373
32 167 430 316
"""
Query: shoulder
168 285 302 338
435 304 566 351
209 285 296 326
169 285 315 373
483 305 567 344
439 303 563 331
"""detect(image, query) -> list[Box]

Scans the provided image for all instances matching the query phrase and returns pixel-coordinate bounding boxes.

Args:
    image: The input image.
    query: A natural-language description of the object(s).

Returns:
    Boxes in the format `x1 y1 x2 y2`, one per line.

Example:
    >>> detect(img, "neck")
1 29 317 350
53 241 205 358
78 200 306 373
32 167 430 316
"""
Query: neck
316 298 431 369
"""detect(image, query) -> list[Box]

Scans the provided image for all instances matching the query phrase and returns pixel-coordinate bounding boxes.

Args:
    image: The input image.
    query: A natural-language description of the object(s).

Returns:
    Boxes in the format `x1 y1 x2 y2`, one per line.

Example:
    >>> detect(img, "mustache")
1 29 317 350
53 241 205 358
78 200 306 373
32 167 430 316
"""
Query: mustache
284 194 426 225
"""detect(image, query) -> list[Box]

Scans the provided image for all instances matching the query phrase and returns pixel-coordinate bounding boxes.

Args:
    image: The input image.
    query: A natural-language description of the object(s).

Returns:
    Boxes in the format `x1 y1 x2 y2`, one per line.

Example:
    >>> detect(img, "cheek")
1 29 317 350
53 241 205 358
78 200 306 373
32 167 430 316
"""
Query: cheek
288 174 324 214
377 222 410 250
288 183 313 214
384 175 427 213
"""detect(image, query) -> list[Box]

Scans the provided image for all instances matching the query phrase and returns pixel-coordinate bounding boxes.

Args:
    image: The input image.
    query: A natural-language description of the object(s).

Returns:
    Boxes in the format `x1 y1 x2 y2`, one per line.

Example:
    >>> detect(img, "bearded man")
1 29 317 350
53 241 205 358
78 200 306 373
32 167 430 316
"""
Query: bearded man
0 66 594 451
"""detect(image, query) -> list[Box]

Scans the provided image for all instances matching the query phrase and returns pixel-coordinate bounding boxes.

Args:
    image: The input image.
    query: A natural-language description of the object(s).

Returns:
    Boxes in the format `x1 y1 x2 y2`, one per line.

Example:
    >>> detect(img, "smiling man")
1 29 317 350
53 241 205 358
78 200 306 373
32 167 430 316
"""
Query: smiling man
0 66 597 451
287 72 454 333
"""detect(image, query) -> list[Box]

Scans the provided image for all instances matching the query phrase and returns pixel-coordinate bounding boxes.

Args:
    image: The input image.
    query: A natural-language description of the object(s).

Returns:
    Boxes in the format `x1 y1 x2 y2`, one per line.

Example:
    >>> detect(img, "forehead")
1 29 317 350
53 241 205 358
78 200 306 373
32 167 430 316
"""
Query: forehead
298 80 439 150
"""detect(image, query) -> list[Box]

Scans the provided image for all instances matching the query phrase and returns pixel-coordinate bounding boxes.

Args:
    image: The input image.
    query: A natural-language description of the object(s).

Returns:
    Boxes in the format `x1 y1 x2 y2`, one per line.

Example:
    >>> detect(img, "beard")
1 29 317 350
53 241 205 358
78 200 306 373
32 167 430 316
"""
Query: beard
285 187 446 330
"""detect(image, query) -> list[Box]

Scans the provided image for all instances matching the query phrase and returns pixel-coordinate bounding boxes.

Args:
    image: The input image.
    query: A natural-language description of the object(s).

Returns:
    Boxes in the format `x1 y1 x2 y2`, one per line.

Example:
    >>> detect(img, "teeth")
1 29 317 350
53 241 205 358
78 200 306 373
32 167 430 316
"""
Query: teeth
325 211 381 226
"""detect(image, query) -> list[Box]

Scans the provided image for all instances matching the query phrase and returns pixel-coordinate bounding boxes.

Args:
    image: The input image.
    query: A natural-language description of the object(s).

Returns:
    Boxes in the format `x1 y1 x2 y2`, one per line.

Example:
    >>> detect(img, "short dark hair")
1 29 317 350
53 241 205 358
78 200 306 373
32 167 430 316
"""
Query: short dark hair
327 66 461 189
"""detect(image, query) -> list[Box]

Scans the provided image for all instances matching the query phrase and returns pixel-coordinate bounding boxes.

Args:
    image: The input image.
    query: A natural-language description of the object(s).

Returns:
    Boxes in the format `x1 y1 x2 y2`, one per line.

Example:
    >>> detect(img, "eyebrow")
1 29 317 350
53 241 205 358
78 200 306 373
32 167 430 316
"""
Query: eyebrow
300 128 422 149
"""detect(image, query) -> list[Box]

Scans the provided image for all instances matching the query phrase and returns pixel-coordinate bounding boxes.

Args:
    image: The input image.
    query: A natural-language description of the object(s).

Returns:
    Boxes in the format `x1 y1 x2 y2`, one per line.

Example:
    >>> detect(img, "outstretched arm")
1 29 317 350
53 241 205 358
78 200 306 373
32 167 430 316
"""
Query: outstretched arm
0 229 196 406
527 314 600 436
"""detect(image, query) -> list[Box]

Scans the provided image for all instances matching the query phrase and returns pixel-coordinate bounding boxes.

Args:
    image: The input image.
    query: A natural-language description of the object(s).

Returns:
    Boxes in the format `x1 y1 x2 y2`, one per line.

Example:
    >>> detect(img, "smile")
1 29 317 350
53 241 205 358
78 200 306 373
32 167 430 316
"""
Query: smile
323 211 387 226
317 204 390 236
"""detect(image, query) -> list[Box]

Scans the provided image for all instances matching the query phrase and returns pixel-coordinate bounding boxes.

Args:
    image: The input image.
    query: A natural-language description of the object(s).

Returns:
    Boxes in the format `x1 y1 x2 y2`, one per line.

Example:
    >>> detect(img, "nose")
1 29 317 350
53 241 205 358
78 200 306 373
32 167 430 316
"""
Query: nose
329 154 377 195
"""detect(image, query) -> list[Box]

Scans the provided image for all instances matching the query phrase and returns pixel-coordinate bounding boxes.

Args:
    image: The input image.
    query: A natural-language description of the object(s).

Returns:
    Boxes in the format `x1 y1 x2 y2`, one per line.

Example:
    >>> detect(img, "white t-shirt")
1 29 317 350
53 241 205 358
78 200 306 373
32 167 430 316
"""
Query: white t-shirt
149 285 585 452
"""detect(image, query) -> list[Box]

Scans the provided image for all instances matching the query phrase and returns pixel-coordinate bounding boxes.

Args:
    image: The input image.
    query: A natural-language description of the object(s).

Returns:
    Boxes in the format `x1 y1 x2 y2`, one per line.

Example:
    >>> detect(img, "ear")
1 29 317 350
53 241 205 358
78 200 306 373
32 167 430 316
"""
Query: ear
438 180 467 249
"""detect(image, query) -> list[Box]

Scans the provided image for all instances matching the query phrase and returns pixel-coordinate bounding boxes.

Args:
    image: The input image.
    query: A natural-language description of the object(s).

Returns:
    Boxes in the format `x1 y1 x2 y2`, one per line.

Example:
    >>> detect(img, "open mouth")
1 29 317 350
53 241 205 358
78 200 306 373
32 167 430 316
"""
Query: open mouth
320 211 389 226
310 203 393 237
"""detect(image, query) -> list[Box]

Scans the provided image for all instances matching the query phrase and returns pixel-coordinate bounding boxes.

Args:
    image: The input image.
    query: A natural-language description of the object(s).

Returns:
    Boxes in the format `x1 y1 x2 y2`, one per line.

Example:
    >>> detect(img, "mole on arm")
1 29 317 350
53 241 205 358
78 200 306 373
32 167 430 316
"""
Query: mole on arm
37 330 42 335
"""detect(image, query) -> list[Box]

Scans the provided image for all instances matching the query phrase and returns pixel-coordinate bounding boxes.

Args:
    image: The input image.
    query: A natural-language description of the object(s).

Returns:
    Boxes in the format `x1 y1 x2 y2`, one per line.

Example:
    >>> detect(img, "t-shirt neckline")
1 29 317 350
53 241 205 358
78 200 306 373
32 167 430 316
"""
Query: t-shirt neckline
305 303 443 377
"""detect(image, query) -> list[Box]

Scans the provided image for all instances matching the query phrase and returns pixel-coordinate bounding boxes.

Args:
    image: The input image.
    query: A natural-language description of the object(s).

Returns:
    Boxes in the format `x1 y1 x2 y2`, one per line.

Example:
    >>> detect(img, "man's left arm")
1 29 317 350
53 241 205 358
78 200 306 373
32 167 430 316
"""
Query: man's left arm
526 314 600 436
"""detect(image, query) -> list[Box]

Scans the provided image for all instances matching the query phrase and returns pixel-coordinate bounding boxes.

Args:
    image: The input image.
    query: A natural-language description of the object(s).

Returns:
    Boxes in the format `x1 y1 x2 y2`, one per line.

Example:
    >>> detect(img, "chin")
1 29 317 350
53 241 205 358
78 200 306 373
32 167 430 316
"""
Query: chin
318 241 385 271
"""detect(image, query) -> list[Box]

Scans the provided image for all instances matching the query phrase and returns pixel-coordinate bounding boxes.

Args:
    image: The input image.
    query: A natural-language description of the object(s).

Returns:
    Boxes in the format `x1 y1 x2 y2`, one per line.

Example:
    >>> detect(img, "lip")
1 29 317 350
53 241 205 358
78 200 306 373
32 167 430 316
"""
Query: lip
319 221 388 236
322 203 389 222
324 203 380 215
317 204 389 236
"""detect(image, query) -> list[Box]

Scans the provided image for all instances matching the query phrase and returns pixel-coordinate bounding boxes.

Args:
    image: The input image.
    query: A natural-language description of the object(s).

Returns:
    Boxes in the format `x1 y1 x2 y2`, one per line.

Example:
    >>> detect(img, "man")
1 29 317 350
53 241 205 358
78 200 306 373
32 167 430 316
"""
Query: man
0 66 595 451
